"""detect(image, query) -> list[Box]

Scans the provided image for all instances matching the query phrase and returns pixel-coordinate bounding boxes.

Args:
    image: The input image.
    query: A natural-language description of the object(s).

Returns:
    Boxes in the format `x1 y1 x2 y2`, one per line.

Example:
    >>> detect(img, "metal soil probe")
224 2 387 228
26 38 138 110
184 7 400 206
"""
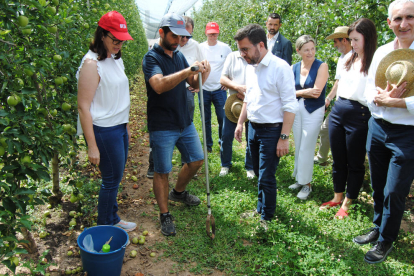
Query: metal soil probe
191 66 215 239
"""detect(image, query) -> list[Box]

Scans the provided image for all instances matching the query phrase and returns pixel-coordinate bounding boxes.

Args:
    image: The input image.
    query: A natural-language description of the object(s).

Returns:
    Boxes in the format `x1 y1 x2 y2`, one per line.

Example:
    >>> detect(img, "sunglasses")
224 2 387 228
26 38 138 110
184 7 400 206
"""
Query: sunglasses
181 35 192 40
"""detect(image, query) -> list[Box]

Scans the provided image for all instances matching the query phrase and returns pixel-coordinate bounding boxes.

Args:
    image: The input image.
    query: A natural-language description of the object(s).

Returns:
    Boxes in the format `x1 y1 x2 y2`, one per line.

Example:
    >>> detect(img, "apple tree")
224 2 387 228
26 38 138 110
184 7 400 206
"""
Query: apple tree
0 0 147 272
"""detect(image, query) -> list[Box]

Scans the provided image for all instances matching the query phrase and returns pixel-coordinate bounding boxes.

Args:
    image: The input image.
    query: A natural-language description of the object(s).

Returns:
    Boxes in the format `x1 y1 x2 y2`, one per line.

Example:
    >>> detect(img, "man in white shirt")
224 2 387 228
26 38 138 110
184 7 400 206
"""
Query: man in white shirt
314 26 353 165
266 13 292 65
234 24 298 223
199 22 232 152
178 16 205 122
219 51 254 179
353 0 414 264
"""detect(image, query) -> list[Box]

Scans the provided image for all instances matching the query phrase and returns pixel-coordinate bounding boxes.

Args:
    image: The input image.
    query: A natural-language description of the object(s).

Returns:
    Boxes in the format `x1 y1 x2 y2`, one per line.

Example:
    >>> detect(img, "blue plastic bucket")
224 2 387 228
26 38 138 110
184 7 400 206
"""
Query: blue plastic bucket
77 226 128 276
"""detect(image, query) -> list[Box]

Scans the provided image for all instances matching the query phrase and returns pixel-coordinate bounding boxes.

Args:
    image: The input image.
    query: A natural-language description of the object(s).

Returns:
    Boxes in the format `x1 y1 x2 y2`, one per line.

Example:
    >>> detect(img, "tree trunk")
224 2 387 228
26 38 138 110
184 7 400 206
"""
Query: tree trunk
20 227 38 255
49 152 63 206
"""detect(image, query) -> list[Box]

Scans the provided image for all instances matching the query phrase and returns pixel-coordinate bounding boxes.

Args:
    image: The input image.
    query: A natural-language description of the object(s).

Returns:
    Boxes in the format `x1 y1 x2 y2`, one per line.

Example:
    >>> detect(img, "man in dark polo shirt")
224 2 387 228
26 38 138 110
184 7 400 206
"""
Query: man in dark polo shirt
142 13 210 236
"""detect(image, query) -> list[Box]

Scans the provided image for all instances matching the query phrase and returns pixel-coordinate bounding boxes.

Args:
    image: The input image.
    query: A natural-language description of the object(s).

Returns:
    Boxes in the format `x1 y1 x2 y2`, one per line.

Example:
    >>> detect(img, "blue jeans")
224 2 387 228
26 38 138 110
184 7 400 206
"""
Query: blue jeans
149 123 204 174
329 97 370 199
186 87 195 122
248 122 282 221
94 124 128 226
366 117 414 242
198 89 226 151
220 116 253 170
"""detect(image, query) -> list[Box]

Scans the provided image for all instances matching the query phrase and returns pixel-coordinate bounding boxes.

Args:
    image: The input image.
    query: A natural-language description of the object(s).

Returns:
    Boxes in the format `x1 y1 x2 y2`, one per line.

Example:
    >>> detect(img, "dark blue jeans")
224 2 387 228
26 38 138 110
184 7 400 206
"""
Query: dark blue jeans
329 97 370 199
94 124 129 226
186 87 195 122
198 89 226 151
366 117 414 242
248 122 282 221
220 116 253 170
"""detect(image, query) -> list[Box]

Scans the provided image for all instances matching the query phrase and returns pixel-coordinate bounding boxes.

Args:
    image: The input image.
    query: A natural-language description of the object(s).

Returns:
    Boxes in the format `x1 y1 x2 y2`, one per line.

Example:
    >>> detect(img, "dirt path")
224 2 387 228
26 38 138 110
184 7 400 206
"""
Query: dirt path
0 74 224 276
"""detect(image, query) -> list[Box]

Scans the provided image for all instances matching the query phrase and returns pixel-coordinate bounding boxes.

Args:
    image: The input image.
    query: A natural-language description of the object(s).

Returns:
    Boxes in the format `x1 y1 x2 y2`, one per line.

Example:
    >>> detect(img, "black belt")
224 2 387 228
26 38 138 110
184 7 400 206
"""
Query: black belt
250 122 281 128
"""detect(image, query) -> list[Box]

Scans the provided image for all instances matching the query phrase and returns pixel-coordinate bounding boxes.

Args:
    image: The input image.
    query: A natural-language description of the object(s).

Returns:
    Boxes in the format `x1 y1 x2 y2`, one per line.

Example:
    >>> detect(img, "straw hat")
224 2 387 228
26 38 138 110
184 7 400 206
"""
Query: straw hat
325 26 349 40
224 94 248 123
375 49 414 98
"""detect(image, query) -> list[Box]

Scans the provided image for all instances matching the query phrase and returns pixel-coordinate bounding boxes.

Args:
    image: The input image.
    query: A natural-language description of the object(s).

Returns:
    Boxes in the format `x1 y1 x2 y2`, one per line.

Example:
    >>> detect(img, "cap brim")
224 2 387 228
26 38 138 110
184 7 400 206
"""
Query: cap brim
112 31 134 41
169 27 190 36
325 33 348 40
206 29 219 34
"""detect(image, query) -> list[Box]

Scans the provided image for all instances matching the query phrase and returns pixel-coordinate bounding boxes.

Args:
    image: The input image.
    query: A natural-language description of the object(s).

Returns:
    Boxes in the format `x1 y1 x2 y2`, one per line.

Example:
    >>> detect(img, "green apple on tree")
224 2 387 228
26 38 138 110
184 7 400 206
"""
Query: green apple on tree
21 28 32 35
47 26 58 33
17 16 29 27
53 54 62 62
7 95 18 106
55 77 63 85
24 68 34 76
46 6 56 15
62 102 71 111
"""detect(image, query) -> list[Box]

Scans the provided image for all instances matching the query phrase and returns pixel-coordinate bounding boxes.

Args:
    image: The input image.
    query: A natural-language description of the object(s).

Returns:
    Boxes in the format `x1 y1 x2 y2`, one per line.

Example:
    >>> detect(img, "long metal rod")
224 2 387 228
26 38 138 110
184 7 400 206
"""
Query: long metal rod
198 72 211 215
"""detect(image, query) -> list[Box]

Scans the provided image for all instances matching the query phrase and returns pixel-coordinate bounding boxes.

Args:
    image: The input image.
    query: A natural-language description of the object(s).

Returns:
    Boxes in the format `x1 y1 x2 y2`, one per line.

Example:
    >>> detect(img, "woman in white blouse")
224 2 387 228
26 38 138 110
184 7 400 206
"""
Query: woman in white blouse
320 18 377 218
289 35 329 200
77 11 136 231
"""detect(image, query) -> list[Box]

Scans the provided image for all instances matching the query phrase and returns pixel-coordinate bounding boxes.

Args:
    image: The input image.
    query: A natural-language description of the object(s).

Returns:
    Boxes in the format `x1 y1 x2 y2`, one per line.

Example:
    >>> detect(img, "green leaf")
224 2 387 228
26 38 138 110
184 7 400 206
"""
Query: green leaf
2 165 18 171
19 219 32 229
36 169 51 181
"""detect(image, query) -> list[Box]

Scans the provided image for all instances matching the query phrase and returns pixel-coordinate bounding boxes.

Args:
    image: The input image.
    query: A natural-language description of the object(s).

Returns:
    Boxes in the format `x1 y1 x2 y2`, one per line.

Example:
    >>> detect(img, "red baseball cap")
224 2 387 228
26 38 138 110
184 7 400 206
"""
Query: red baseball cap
98 11 133 41
205 22 219 34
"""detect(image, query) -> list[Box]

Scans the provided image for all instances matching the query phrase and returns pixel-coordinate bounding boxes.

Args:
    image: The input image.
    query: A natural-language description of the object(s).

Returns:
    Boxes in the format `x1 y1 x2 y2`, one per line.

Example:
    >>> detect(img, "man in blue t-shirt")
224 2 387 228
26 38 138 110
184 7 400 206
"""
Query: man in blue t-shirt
142 13 210 237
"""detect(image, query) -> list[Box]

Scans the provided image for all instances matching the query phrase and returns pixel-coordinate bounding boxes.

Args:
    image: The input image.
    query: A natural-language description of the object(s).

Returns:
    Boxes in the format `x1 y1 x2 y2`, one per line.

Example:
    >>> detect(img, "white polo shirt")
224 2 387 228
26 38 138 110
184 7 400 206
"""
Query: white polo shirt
244 51 298 123
221 51 248 96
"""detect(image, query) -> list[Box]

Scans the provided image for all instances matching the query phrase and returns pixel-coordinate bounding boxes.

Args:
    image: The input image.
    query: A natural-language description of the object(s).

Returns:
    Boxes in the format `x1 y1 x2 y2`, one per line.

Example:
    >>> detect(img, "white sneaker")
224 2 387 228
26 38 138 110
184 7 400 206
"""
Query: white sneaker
288 183 302 189
246 170 255 179
219 167 229 177
114 220 137 232
297 185 312 200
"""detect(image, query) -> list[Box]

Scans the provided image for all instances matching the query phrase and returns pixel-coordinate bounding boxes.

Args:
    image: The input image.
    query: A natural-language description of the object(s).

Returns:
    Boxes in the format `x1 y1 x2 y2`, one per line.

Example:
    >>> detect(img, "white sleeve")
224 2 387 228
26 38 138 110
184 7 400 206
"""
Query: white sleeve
278 64 299 114
405 96 414 115
221 54 233 78
364 51 381 113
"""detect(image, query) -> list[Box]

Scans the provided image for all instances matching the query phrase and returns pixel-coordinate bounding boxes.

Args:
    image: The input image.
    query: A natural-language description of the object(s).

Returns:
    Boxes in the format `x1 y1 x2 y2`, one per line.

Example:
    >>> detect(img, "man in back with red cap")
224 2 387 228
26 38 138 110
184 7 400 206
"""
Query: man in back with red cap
142 13 210 236
199 22 232 153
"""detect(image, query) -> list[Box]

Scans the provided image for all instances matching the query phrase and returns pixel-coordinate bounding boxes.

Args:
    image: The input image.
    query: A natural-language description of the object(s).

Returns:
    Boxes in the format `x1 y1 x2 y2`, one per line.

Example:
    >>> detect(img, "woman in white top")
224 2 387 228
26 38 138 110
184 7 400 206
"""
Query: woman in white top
289 35 329 200
320 18 377 219
77 11 136 231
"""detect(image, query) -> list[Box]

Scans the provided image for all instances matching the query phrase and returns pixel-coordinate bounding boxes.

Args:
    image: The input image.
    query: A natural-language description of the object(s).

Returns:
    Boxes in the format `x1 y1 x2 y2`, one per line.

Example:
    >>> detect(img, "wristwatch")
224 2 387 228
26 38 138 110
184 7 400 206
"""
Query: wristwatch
280 134 289 140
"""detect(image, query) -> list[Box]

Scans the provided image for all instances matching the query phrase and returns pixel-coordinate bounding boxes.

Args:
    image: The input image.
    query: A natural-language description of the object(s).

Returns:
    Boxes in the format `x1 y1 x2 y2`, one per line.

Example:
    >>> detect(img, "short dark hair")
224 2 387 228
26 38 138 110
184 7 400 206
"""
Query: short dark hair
89 26 121 61
234 24 267 49
344 18 377 75
183 16 194 29
161 26 171 35
268 13 282 23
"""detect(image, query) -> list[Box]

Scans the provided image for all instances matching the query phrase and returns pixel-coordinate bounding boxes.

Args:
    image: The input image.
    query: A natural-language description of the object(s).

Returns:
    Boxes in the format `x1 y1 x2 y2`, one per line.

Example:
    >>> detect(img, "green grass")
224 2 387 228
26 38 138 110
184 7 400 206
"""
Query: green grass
153 93 414 275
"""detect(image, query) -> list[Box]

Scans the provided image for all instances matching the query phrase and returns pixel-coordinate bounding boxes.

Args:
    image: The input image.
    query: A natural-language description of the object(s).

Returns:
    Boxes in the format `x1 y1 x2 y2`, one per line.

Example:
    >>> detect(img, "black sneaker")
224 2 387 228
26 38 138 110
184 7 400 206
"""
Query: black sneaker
168 190 201 206
146 162 154 179
364 241 393 264
160 213 176 236
353 228 379 245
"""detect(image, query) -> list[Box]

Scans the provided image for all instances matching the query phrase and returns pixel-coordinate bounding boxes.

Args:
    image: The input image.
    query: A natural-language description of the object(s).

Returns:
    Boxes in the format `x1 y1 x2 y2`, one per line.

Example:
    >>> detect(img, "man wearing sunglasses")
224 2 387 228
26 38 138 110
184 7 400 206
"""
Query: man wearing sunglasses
143 13 210 236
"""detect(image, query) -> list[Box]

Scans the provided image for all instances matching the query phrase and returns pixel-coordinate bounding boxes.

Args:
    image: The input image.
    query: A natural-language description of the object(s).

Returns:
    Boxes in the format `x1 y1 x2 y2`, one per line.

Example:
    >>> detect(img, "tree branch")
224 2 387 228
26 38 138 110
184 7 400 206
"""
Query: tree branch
0 38 16 46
